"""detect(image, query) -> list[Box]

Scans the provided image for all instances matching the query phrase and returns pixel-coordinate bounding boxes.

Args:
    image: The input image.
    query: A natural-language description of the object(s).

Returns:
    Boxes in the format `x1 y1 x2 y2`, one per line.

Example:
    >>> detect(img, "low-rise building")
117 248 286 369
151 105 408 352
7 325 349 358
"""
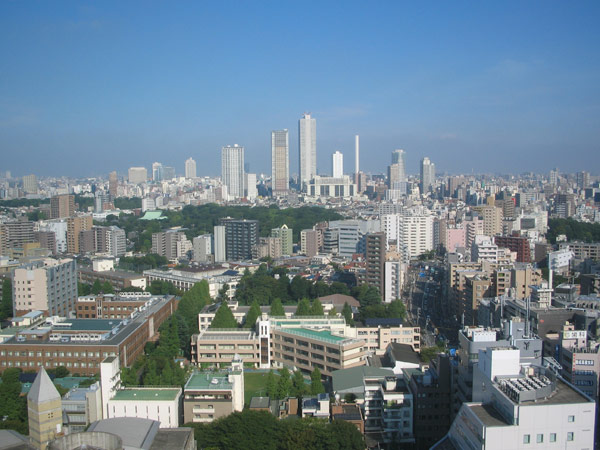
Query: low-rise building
106 388 182 428
78 267 147 291
301 393 330 419
191 329 260 368
75 293 154 319
183 357 244 424
61 382 103 434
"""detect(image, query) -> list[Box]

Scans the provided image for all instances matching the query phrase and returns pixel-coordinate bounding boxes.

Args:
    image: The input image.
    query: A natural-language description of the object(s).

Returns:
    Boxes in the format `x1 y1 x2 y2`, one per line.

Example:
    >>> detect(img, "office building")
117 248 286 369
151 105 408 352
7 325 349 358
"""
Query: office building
27 367 62 450
108 171 118 198
220 218 258 261
22 174 38 194
391 149 406 183
332 151 343 178
35 231 57 255
94 191 111 213
299 113 317 188
12 258 77 317
420 156 435 193
128 167 147 184
245 172 257 200
271 129 289 196
472 205 503 237
271 224 293 256
558 322 600 400
300 229 319 257
185 157 197 179
221 145 245 199
0 295 177 375
152 162 163 182
50 194 75 219
66 215 93 254
307 175 357 199
435 346 596 449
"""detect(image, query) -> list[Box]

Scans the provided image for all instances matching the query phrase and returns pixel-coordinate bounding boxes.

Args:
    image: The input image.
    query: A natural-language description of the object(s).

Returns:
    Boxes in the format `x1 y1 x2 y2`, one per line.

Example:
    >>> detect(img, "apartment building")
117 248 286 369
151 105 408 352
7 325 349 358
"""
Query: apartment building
67 215 93 254
12 258 78 317
350 319 420 355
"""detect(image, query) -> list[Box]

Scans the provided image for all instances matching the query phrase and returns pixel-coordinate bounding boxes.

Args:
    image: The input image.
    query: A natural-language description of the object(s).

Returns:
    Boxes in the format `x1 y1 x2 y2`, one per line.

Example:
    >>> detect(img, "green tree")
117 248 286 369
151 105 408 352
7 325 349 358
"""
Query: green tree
269 298 285 316
291 370 307 397
265 370 277 398
91 280 103 295
295 298 311 316
342 302 354 326
328 306 338 317
309 299 324 316
0 278 13 320
388 299 407 319
244 300 261 328
101 281 114 294
276 367 292 399
310 367 325 395
210 302 238 328
77 281 91 297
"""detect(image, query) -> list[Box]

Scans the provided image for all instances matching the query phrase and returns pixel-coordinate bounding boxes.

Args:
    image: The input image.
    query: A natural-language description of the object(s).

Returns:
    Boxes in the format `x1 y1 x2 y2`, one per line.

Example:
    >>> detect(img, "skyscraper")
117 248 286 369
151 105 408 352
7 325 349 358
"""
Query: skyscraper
420 157 435 193
390 150 406 186
108 171 118 198
271 129 289 196
299 113 317 188
128 167 147 184
332 151 343 178
185 157 197 179
152 162 163 182
221 145 245 199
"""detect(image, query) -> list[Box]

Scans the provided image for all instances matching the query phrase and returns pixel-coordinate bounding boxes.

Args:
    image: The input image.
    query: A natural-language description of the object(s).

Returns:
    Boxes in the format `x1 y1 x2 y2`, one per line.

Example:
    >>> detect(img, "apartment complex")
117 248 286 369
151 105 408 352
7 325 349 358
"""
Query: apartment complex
66 215 93 254
50 194 75 219
12 258 78 317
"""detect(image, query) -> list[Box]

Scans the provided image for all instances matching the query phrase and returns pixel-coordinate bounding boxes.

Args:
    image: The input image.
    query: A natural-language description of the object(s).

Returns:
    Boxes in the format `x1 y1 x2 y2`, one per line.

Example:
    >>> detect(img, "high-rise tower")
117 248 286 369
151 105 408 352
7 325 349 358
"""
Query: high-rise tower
271 129 289 196
420 157 435 193
298 113 317 188
332 151 343 178
185 157 197 179
221 145 245 199
391 150 406 182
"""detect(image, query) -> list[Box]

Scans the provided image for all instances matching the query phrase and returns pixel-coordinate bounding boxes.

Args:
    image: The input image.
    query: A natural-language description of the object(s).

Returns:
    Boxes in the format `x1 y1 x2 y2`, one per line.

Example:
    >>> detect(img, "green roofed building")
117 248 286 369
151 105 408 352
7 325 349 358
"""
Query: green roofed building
106 387 182 428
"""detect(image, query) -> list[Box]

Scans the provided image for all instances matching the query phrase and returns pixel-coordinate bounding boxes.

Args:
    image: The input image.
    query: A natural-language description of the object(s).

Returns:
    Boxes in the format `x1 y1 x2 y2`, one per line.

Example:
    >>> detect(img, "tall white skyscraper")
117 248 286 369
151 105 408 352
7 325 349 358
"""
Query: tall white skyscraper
185 157 197 179
221 145 245 199
420 157 435 193
298 113 317 188
332 151 343 178
391 149 406 182
152 162 163 182
271 129 289 196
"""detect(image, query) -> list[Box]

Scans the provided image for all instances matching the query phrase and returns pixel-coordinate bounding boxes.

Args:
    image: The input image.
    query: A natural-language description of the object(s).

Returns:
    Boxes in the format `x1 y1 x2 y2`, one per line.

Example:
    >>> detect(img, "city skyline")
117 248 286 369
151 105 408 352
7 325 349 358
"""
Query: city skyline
1 2 599 177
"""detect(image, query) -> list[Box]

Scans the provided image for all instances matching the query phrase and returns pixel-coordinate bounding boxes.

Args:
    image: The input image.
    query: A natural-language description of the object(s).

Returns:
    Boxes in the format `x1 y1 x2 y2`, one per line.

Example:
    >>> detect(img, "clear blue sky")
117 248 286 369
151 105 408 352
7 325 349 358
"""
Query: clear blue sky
1 1 599 178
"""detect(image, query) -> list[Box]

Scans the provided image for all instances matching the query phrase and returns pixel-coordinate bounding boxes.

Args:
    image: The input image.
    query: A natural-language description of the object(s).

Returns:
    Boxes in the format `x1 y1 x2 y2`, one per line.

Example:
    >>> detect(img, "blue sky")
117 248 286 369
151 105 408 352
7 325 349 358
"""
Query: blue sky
1 1 599 178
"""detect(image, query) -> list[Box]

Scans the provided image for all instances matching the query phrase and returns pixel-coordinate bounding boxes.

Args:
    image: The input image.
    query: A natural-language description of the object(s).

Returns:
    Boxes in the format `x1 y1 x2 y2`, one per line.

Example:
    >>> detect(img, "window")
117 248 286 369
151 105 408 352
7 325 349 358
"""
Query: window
568 415 575 423
549 433 556 443
536 434 543 443
523 434 530 444
567 432 574 441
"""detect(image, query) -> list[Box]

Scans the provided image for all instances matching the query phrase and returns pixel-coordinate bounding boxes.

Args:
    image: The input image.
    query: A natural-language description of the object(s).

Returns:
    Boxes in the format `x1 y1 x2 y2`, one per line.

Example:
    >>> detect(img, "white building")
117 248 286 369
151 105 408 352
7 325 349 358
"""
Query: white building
271 129 289 196
193 234 212 263
384 261 407 303
420 156 435 193
332 151 343 178
434 346 596 449
299 113 317 188
185 157 197 179
152 162 163 182
141 197 155 212
221 145 245 199
128 167 148 184
471 234 499 263
307 175 357 199
39 220 68 253
245 173 257 201
213 225 226 263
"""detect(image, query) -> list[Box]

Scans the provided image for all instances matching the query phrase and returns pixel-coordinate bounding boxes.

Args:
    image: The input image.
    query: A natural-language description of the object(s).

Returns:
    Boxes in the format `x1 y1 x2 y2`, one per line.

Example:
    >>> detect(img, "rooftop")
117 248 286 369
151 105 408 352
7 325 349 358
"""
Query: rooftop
51 318 121 331
185 372 233 391
284 328 347 344
468 404 510 427
111 388 181 402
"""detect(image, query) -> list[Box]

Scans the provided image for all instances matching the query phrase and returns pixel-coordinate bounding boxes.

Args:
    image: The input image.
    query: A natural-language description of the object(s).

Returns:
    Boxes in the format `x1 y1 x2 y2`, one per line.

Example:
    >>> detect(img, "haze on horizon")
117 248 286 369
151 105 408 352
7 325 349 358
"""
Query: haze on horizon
1 1 599 178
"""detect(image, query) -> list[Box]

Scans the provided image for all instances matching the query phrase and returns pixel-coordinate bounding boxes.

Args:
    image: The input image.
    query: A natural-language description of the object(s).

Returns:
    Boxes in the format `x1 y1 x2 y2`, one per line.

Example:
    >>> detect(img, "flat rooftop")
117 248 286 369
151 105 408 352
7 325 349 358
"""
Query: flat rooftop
284 328 347 343
111 388 180 402
52 319 122 331
185 372 233 391
199 329 256 340
468 404 510 427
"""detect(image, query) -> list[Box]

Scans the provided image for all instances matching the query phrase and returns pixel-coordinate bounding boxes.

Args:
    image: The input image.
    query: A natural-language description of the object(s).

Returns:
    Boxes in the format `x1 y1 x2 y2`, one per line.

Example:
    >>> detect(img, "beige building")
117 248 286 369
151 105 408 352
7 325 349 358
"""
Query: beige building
66 216 93 254
183 356 244 424
50 194 75 219
351 323 421 355
191 329 260 368
13 258 78 317
472 205 503 237
28 367 62 450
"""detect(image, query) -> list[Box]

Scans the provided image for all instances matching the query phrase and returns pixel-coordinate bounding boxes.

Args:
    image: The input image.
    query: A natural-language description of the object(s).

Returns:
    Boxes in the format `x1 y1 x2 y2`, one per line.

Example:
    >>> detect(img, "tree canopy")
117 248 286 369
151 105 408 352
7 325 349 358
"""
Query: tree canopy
211 302 238 328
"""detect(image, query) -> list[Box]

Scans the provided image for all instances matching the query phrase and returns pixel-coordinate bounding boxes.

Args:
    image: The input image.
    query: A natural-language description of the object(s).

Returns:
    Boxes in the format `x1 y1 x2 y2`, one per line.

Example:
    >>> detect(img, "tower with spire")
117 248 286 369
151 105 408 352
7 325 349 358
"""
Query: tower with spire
27 367 62 449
